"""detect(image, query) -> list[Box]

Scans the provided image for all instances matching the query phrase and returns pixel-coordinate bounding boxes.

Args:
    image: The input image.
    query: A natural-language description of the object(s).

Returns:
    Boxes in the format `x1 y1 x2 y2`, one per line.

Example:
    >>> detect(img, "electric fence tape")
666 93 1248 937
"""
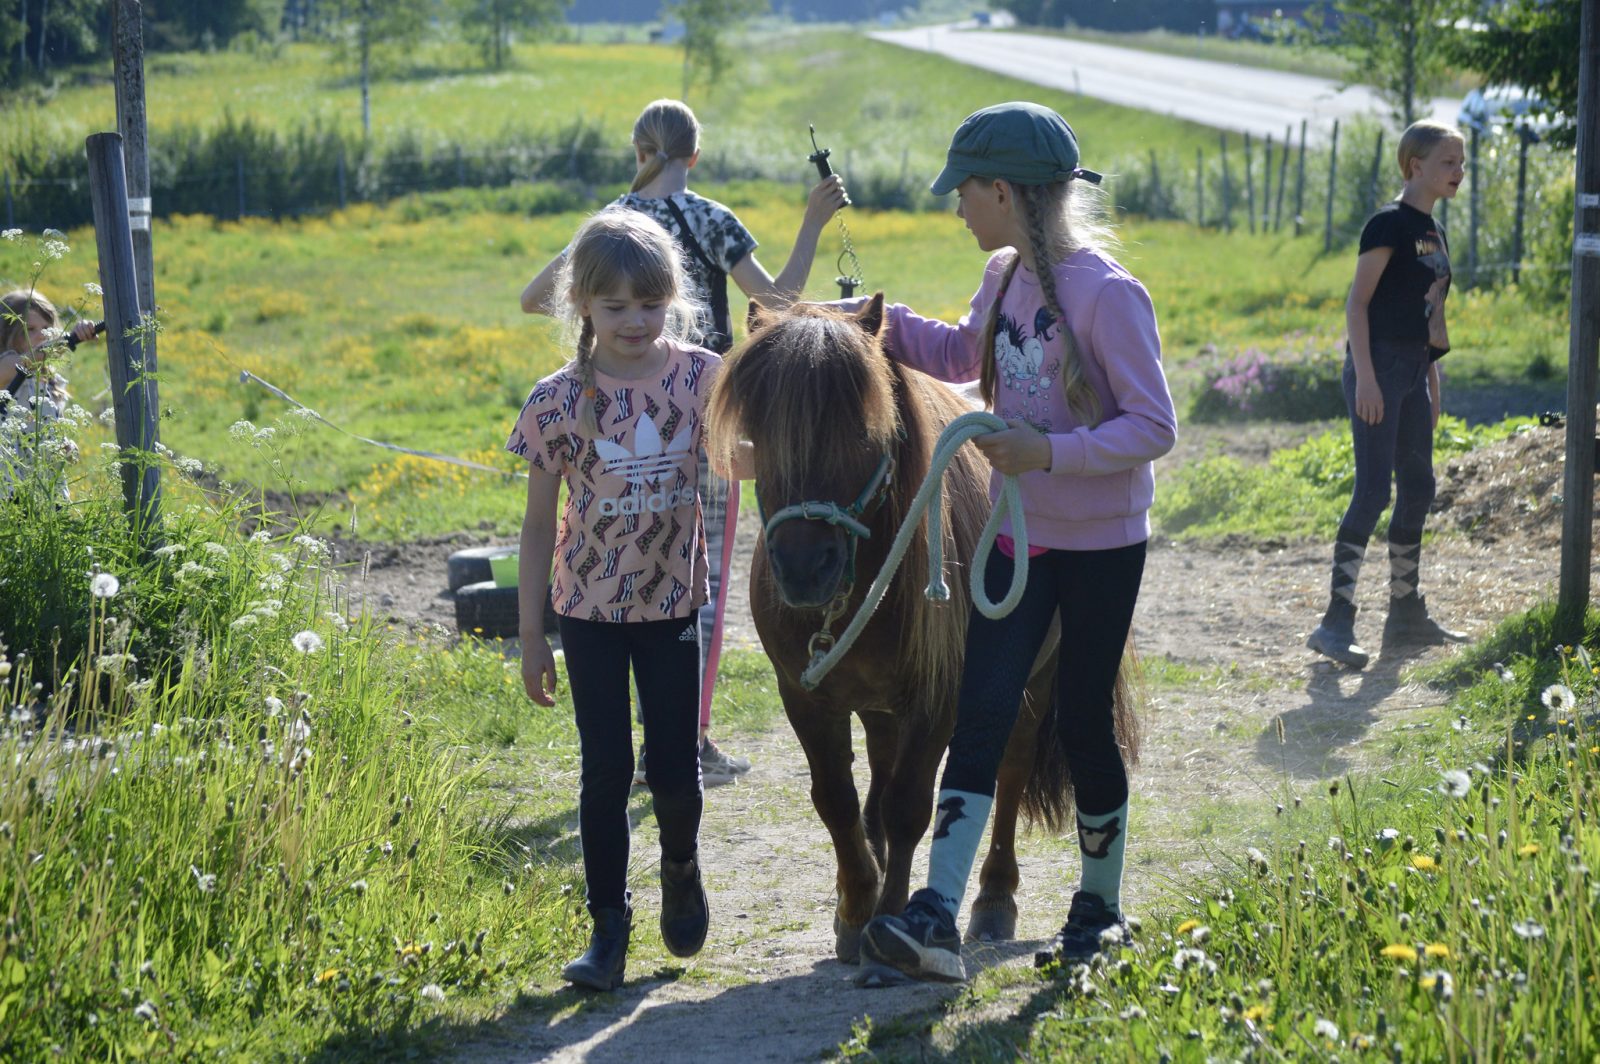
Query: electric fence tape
238 369 526 480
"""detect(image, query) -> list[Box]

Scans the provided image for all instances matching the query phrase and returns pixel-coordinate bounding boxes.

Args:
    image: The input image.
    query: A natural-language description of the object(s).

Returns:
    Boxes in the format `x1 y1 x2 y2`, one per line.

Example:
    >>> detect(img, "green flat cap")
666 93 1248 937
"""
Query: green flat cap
930 101 1102 195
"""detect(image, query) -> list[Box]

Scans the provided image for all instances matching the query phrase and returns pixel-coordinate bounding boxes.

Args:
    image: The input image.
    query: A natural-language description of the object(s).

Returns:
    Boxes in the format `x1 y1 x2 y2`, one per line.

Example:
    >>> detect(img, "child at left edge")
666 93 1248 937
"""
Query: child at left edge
507 206 748 992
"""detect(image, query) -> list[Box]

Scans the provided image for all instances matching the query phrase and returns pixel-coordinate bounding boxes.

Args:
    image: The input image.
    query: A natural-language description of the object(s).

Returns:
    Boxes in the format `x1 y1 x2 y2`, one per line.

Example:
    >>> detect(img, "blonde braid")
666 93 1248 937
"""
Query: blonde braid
576 317 600 437
1017 182 1101 428
977 254 1020 410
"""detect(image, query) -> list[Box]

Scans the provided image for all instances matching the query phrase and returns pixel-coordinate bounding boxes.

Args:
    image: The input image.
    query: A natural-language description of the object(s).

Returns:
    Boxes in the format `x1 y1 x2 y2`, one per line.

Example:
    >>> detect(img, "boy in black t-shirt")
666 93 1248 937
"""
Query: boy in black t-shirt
1307 121 1470 669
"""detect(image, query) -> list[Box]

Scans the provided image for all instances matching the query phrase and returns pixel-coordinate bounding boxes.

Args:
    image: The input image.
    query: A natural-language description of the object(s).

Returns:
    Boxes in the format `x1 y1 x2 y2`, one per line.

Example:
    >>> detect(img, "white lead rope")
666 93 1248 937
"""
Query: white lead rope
799 411 1028 691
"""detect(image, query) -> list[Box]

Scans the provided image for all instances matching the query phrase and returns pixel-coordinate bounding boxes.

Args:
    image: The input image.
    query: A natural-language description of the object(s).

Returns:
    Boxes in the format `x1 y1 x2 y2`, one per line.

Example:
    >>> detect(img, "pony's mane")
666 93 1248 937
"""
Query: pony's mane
708 302 990 704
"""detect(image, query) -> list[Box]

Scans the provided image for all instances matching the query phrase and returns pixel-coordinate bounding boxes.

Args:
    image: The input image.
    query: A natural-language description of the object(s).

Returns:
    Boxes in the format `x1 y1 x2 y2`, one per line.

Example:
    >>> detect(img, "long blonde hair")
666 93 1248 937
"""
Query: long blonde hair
557 208 699 434
630 99 701 194
975 178 1116 427
0 288 58 356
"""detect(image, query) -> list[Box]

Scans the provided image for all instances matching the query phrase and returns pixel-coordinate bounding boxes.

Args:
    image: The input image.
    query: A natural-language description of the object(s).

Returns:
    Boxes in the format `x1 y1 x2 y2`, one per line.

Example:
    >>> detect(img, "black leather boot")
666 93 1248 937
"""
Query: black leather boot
660 855 709 958
1307 598 1370 668
562 907 631 991
1383 594 1468 646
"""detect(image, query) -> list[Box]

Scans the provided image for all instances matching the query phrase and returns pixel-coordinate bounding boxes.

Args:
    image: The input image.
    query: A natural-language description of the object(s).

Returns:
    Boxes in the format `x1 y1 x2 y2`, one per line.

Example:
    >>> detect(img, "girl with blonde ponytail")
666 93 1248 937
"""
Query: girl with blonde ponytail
854 102 1178 985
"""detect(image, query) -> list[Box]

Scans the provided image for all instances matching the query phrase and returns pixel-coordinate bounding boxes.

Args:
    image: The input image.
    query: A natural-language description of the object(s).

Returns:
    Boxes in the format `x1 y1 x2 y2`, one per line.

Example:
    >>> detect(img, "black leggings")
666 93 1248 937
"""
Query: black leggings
1337 341 1435 546
558 612 704 914
940 542 1145 818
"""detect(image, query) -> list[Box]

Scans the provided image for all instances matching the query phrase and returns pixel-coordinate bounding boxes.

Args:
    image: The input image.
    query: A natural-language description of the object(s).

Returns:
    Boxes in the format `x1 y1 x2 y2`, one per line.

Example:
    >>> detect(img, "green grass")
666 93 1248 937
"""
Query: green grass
2 195 1563 542
0 29 1222 191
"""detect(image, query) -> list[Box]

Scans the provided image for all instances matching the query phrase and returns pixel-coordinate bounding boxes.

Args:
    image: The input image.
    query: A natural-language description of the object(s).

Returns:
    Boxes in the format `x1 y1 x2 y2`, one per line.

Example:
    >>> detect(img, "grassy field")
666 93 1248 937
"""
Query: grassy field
0 29 1223 193
2 187 1563 539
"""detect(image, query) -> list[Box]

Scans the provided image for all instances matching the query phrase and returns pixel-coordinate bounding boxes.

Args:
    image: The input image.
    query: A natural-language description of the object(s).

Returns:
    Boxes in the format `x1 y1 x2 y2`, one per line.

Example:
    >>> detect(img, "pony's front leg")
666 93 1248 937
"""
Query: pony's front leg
874 699 952 920
783 689 881 963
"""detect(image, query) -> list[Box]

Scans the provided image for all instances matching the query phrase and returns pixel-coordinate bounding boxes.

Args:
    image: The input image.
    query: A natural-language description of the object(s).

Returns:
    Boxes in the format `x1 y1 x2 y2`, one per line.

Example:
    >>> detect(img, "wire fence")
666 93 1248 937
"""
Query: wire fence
1 113 1577 294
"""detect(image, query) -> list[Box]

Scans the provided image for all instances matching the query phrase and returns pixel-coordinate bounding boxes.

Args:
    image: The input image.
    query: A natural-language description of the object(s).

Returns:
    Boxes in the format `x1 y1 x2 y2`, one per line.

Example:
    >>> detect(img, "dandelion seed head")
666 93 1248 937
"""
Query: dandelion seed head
420 983 445 1003
292 631 323 655
1439 769 1471 798
1313 1018 1339 1041
1542 684 1576 713
90 573 120 598
1512 919 1545 939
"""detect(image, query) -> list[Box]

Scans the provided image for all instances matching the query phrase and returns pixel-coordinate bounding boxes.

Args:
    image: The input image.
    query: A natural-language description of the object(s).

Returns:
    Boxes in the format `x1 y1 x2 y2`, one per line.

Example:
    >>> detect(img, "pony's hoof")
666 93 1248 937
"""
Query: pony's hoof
834 913 864 964
964 905 1018 942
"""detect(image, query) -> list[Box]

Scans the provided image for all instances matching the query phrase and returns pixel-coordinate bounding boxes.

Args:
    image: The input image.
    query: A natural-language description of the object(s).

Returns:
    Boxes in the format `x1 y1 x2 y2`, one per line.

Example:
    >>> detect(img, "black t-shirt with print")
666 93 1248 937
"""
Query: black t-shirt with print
1359 201 1451 353
613 191 757 353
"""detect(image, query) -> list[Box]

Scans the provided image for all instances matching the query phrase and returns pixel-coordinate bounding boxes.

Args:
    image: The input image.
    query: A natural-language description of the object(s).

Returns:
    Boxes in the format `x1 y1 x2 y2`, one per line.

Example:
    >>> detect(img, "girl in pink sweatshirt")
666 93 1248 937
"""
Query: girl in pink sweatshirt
857 102 1177 984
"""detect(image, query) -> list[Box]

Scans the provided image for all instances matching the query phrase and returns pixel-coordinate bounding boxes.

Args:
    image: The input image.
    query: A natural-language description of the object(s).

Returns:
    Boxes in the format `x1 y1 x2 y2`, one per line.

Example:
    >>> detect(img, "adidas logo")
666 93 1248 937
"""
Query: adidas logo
594 413 693 489
678 627 697 642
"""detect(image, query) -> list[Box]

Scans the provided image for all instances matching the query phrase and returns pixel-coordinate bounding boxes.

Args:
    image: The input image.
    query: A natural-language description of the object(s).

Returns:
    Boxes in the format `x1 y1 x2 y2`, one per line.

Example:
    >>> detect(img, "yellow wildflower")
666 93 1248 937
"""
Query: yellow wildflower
1380 944 1418 963
314 968 341 985
1425 943 1450 959
1410 855 1438 871
1243 1005 1267 1022
1518 843 1540 858
1420 975 1438 990
1176 919 1200 935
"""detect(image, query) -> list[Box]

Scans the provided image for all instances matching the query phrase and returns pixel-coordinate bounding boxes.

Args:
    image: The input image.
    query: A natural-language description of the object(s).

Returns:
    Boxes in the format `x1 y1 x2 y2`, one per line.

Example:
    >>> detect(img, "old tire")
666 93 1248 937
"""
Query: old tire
446 545 517 592
454 581 520 638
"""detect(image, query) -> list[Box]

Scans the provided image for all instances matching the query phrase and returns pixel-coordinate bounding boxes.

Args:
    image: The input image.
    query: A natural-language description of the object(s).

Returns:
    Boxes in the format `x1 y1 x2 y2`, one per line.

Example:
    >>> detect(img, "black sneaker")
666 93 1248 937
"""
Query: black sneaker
1383 595 1467 647
1035 891 1130 968
860 888 966 983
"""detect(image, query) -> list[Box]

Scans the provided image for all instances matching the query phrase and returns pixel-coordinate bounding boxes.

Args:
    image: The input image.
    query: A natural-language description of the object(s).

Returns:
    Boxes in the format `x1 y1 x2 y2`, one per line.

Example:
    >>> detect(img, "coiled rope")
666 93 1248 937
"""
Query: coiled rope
799 410 1028 690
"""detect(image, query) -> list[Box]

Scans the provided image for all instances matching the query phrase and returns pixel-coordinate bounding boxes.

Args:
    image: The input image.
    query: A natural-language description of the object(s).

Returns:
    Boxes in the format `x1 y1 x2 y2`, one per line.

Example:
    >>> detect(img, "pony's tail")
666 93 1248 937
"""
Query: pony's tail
1021 634 1143 831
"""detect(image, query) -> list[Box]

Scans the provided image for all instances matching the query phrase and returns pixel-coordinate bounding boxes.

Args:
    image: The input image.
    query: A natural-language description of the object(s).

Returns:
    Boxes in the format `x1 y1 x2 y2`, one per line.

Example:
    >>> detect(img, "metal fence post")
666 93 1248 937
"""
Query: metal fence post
1325 119 1340 252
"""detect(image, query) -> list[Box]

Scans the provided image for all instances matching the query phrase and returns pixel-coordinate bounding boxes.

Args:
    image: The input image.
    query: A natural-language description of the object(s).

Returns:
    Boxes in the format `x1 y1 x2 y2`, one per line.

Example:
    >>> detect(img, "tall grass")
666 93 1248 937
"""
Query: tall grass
997 632 1600 1061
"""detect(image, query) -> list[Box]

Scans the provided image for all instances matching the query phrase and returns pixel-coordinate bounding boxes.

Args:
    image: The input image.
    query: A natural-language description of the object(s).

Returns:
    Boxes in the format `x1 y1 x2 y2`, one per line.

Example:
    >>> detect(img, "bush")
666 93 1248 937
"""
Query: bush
1187 334 1347 423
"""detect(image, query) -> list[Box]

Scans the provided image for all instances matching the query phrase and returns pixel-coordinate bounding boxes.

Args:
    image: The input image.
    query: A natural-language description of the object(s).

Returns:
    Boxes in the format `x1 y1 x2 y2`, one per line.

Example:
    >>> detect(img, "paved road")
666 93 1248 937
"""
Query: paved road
870 24 1463 145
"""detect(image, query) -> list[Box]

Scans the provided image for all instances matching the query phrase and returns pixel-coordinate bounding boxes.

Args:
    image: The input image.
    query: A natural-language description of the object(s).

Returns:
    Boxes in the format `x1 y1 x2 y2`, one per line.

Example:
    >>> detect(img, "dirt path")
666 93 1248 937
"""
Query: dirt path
345 427 1577 1062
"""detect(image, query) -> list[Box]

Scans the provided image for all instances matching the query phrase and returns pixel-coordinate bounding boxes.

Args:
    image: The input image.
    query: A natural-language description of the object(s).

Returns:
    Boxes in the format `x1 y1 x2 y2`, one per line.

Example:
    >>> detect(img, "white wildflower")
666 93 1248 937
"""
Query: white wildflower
228 420 257 441
42 228 65 238
203 542 229 558
1541 685 1576 713
174 456 202 476
1118 1004 1145 1020
0 228 21 242
419 983 445 1004
350 879 368 896
190 865 217 893
99 408 117 425
292 631 323 655
230 615 259 630
83 282 102 296
325 612 349 632
1439 770 1472 798
132 1000 158 1022
293 534 328 558
254 427 275 444
152 543 183 558
90 573 120 598
42 239 68 260
1189 924 1211 944
264 696 284 717
1512 919 1546 939
289 717 311 743
1313 1018 1339 1041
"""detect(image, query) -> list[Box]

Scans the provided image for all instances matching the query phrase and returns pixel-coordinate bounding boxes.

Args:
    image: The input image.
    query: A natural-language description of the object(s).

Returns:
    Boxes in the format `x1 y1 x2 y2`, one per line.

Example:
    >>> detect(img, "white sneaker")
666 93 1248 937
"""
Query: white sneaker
699 738 750 787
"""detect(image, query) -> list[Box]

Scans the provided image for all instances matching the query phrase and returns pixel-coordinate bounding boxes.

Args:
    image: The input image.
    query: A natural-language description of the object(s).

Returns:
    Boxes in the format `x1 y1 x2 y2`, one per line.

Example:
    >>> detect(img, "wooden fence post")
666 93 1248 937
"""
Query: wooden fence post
1244 131 1256 234
1367 131 1384 215
1557 0 1600 638
1294 119 1307 236
112 0 154 318
1469 125 1480 283
1149 148 1162 215
1220 133 1232 232
236 156 246 219
86 132 161 540
3 173 10 229
337 146 347 210
1196 147 1204 228
1325 119 1340 251
1513 126 1532 284
1274 123 1291 231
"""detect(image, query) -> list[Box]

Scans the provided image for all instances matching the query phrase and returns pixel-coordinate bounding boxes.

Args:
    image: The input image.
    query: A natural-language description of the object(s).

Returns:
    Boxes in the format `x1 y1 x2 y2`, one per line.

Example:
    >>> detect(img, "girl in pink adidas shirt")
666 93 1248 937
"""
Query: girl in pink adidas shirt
508 207 721 991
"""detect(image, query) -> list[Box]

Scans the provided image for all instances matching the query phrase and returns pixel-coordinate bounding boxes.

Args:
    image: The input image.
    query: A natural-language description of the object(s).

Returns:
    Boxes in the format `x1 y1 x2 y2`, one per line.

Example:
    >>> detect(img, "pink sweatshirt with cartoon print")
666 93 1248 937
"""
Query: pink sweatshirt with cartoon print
882 248 1177 551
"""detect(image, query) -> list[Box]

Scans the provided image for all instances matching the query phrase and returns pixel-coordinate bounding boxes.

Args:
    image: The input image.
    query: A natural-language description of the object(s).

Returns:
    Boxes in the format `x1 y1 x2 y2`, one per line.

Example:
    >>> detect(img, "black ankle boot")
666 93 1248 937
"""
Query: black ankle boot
660 855 709 958
1383 594 1467 646
1307 598 1370 668
562 907 631 991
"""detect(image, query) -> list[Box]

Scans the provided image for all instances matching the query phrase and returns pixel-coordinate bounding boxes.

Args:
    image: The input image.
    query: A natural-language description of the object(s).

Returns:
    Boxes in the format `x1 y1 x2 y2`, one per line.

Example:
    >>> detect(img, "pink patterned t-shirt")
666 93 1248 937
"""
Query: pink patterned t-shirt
506 340 720 623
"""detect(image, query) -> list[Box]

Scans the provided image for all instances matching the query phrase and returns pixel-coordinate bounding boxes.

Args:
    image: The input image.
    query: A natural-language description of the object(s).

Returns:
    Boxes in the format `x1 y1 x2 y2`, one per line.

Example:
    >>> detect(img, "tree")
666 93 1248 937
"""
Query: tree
1312 0 1463 127
1445 0 1582 148
455 0 565 70
326 0 429 137
665 0 766 98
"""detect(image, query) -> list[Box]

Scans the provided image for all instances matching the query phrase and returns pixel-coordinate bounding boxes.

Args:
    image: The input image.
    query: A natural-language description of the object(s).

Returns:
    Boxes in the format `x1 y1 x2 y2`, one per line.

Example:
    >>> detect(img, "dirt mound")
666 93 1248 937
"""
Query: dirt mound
1433 424 1580 548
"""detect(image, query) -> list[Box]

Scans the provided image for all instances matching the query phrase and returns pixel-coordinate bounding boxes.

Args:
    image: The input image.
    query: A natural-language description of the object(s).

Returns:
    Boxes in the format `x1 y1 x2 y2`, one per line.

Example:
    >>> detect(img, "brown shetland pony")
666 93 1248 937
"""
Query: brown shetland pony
706 295 1140 963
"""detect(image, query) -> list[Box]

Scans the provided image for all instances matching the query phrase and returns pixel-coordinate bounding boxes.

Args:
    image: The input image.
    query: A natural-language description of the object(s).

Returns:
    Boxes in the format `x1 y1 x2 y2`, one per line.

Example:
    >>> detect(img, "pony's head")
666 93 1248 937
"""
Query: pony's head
708 296 897 608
